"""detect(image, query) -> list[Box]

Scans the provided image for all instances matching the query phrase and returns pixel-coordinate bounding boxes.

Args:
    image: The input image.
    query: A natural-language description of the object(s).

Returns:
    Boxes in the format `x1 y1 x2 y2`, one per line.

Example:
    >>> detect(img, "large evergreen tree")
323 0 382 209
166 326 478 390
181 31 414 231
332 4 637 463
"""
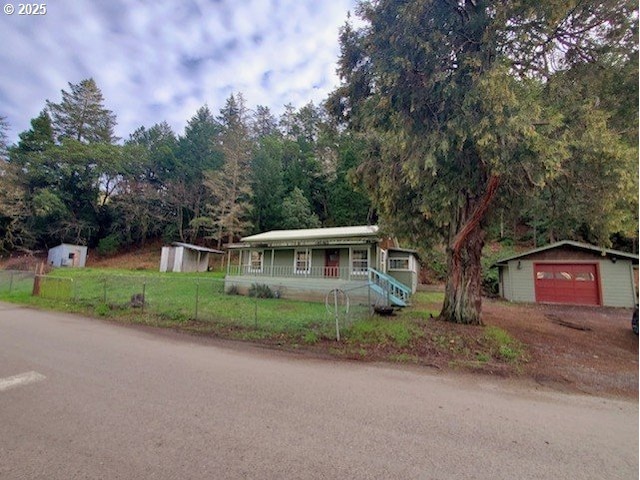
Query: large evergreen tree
329 0 637 324
177 106 224 242
281 187 321 229
46 78 117 144
204 94 254 247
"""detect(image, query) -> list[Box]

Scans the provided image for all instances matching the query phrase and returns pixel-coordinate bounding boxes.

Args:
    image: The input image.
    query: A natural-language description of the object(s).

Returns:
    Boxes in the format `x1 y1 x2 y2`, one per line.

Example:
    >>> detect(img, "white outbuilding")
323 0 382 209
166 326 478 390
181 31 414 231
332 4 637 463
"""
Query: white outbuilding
47 243 88 268
160 242 223 273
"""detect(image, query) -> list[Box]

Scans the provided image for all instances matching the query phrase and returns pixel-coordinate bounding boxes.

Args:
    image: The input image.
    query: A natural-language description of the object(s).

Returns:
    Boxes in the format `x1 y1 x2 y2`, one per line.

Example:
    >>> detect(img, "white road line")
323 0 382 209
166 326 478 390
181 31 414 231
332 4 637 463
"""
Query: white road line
0 371 46 392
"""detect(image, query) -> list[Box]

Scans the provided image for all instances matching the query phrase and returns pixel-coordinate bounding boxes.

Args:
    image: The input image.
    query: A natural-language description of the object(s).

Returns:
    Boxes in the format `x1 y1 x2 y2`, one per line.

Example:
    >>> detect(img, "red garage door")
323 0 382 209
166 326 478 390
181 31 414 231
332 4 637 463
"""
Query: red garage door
534 263 601 306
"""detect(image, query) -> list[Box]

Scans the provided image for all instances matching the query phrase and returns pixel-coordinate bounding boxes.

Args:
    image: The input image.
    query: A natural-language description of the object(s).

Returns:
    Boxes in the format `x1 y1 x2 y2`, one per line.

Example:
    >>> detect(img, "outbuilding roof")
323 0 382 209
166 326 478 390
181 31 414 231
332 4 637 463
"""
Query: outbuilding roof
172 242 223 254
494 240 639 266
240 225 379 243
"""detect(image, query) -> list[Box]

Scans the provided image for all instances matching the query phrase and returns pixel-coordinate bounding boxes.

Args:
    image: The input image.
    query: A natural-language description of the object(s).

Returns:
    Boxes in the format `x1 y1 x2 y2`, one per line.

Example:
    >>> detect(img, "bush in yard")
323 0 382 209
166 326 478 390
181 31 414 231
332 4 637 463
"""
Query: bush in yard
248 283 275 299
97 233 122 256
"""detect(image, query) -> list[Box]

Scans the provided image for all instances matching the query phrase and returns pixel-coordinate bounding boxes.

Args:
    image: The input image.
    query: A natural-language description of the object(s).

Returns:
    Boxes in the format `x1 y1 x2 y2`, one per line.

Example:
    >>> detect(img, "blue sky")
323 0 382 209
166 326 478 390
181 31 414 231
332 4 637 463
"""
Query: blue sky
0 0 357 142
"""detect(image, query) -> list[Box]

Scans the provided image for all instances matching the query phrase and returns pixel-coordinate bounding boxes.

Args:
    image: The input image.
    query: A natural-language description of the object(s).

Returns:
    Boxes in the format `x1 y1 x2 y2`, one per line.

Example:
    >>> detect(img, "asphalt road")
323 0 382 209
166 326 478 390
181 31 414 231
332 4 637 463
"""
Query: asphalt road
0 302 637 479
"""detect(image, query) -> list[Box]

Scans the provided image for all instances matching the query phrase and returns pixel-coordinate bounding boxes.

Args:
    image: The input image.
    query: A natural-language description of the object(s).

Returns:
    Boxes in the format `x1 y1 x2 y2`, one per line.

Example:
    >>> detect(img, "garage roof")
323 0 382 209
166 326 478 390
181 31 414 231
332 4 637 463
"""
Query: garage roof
494 240 639 266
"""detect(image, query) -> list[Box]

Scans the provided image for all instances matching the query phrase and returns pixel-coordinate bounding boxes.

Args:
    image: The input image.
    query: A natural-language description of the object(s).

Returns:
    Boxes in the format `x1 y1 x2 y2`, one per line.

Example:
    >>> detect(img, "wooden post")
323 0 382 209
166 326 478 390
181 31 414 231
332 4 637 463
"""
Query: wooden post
31 262 44 296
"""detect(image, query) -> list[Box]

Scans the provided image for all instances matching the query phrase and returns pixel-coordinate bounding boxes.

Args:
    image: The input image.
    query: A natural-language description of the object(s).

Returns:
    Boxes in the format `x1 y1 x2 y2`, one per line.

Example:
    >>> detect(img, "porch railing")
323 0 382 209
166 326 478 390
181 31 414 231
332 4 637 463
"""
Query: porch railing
226 265 369 281
368 268 411 307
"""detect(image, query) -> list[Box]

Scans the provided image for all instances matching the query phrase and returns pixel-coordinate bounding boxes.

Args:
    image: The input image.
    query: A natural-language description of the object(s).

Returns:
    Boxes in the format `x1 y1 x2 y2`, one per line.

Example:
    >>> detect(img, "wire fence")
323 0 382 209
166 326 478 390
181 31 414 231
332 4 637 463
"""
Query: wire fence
0 270 36 295
15 273 379 341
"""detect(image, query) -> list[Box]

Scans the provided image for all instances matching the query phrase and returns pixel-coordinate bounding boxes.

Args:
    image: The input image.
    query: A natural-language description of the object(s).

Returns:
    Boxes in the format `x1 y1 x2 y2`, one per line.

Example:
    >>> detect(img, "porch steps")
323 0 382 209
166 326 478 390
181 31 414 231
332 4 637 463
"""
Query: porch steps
368 268 411 307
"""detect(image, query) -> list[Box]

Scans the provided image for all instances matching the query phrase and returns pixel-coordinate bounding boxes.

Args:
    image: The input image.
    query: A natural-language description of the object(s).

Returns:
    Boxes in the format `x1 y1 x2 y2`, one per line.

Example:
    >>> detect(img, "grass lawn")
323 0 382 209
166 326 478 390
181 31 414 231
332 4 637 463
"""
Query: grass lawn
0 268 527 372
5 268 370 340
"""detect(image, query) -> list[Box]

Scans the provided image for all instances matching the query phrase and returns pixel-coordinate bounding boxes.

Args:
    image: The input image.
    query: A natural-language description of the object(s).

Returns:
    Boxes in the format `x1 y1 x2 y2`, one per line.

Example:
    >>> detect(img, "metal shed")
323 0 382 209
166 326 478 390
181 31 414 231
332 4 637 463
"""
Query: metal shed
47 243 88 268
495 241 639 308
159 242 223 273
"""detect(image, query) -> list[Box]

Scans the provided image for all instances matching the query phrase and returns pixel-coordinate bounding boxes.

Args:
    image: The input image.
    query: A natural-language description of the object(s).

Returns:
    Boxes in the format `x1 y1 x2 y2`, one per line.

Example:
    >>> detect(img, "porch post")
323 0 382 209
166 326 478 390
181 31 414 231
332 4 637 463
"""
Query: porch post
270 249 275 276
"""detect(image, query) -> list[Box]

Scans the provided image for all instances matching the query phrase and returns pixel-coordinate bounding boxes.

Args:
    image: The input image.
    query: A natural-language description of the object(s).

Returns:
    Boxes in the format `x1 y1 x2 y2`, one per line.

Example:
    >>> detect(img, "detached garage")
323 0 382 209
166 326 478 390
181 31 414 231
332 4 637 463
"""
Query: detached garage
495 241 638 308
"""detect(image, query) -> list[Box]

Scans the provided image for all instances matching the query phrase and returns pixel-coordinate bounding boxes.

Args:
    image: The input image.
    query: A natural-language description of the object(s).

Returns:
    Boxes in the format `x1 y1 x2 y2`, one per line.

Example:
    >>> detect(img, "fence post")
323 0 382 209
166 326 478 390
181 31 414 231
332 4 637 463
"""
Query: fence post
195 280 199 321
254 294 258 329
103 278 107 304
9 272 14 293
142 282 146 315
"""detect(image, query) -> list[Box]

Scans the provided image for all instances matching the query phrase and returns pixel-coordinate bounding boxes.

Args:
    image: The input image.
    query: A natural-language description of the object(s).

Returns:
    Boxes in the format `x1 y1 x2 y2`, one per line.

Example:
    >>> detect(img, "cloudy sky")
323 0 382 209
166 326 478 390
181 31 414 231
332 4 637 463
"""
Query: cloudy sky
0 0 358 143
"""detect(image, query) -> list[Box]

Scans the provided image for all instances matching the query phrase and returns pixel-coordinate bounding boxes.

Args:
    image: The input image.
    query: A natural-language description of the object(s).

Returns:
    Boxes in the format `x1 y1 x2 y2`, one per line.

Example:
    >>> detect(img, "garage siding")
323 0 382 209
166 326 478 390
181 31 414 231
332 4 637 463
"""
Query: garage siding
500 268 511 300
507 260 536 303
598 261 636 308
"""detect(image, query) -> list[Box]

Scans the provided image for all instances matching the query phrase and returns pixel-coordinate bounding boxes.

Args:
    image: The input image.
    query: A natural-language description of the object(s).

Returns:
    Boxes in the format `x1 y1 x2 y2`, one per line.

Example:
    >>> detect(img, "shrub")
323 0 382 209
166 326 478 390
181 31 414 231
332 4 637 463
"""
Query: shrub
302 331 319 344
94 303 110 316
248 283 275 299
97 233 121 256
226 285 240 295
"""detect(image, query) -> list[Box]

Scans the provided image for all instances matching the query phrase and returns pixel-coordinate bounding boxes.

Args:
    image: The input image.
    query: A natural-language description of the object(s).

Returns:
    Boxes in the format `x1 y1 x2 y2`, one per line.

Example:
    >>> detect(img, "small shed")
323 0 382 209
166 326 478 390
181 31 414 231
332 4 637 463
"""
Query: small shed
495 241 638 308
47 243 88 268
160 242 223 273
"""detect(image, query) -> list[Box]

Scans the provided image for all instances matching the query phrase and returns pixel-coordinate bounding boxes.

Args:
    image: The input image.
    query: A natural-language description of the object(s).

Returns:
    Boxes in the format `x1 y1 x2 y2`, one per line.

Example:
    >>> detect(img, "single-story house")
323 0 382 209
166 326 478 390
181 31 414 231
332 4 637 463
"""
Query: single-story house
224 225 419 306
494 241 639 308
47 243 88 268
160 242 223 273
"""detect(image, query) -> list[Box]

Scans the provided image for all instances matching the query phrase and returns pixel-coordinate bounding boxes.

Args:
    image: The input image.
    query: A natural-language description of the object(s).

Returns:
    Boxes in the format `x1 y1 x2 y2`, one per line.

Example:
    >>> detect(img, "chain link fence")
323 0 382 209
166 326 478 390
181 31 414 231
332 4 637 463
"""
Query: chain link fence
29 273 376 341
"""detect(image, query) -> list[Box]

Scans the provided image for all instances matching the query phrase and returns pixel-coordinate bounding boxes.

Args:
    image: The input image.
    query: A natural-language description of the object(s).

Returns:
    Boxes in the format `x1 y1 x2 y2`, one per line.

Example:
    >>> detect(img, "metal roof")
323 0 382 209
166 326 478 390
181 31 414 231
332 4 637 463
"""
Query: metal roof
494 240 639 266
240 225 380 243
171 242 224 254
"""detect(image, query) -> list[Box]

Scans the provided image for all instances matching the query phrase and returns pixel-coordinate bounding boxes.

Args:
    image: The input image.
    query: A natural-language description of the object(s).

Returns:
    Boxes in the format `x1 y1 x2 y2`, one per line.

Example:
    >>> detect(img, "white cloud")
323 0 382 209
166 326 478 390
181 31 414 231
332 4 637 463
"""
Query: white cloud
0 0 357 142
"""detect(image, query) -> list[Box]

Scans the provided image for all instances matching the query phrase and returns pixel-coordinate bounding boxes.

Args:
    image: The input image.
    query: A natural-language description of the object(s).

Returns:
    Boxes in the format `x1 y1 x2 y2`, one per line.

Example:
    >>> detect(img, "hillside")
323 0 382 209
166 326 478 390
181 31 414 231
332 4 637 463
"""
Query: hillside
87 240 164 271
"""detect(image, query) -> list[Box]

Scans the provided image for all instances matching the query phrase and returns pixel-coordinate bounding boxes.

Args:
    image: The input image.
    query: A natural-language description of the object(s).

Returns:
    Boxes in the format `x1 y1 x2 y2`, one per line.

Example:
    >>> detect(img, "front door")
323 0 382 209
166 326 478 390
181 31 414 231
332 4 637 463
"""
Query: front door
324 249 340 277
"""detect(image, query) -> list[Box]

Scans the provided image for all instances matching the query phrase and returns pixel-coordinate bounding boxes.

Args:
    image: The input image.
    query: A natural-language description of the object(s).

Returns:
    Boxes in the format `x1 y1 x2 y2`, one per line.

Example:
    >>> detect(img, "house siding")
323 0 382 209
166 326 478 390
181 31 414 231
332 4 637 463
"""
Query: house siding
388 271 415 292
241 245 380 275
224 275 371 303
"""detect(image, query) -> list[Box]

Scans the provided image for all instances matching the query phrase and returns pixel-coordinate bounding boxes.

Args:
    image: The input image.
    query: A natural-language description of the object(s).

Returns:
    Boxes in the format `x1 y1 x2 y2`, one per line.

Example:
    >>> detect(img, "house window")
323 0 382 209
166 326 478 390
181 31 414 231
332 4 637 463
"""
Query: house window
249 250 263 272
351 249 369 274
389 257 409 270
295 249 311 274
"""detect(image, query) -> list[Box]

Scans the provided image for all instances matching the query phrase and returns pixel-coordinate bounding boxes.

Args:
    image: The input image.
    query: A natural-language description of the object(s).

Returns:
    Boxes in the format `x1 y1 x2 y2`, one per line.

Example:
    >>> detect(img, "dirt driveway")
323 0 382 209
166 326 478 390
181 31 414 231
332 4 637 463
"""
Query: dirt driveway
482 299 638 398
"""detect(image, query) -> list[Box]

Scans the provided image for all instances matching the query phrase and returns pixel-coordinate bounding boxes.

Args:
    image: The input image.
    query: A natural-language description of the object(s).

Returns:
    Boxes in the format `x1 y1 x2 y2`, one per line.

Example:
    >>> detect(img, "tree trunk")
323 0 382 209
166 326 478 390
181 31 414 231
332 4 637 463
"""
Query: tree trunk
439 175 500 325
440 225 485 325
